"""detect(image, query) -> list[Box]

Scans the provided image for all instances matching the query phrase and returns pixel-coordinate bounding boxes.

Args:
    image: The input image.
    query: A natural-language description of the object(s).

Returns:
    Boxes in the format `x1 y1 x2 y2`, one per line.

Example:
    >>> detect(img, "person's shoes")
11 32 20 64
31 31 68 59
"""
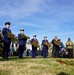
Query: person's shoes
19 57 23 59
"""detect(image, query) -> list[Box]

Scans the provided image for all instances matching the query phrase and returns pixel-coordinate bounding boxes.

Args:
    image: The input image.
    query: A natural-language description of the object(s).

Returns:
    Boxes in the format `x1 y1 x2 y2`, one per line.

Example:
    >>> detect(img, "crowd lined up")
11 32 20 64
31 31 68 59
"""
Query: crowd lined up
0 22 74 60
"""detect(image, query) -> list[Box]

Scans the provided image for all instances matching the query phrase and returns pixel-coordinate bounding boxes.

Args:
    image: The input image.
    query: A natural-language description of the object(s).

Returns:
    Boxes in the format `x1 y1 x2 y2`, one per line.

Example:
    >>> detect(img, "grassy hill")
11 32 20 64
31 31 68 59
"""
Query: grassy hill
0 56 74 75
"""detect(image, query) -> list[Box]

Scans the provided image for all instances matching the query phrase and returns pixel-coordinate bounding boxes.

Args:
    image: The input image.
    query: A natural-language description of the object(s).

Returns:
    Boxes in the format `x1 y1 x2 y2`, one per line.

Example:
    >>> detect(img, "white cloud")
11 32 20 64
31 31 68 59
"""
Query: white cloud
17 22 42 28
0 0 45 19
0 0 74 43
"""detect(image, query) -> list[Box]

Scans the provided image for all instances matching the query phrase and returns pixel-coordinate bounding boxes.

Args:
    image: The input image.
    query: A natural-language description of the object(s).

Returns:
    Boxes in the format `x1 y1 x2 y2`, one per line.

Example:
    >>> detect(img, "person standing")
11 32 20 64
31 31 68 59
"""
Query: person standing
2 22 11 60
13 42 19 56
51 36 59 58
42 36 49 58
66 38 73 58
26 42 32 56
18 28 27 58
31 35 38 58
0 27 3 56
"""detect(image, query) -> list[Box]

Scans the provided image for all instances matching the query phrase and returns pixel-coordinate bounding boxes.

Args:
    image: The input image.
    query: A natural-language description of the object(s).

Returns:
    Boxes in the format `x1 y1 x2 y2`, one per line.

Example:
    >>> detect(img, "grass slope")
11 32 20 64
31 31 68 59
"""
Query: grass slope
0 56 74 75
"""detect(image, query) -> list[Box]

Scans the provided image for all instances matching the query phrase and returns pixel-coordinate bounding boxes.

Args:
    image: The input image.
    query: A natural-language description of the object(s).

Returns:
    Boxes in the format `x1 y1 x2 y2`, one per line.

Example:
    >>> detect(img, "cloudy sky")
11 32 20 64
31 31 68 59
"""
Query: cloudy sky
0 0 74 44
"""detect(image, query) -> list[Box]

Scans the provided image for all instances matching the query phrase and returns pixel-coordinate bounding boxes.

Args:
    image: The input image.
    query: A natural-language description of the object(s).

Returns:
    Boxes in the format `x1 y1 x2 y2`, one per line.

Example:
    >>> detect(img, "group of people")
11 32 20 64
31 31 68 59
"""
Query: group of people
51 36 74 58
0 22 74 60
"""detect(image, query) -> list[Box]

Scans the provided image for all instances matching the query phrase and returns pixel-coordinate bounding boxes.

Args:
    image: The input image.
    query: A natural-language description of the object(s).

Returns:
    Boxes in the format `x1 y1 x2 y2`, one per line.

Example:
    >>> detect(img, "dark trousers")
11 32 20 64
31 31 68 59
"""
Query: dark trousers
32 47 37 58
43 49 48 58
53 46 59 58
3 42 10 59
67 49 73 58
18 45 25 58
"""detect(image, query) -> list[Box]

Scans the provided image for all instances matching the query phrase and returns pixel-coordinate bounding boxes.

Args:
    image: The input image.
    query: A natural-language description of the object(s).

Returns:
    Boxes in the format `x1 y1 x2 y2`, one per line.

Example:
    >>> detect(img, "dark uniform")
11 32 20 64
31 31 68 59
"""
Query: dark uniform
51 39 59 58
31 35 38 58
42 40 48 58
2 22 11 59
18 29 27 58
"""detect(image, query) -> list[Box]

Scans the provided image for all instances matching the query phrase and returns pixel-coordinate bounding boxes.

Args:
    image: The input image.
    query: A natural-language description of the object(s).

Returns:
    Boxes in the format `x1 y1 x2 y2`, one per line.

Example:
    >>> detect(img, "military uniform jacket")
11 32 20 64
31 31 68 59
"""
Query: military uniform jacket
31 38 38 48
18 33 27 46
2 28 11 43
42 40 49 49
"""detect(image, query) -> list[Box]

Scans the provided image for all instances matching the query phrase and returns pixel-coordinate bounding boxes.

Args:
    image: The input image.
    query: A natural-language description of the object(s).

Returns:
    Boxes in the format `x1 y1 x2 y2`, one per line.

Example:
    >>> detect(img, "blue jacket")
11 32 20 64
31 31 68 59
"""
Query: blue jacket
31 38 36 43
31 38 38 48
18 33 27 46
2 28 11 43
59 42 65 51
42 40 49 49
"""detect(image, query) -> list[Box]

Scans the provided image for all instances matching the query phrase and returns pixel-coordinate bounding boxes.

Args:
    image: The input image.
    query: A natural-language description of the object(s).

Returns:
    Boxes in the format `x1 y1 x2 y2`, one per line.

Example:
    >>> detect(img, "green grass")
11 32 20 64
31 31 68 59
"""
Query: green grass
0 56 74 75
0 70 11 75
